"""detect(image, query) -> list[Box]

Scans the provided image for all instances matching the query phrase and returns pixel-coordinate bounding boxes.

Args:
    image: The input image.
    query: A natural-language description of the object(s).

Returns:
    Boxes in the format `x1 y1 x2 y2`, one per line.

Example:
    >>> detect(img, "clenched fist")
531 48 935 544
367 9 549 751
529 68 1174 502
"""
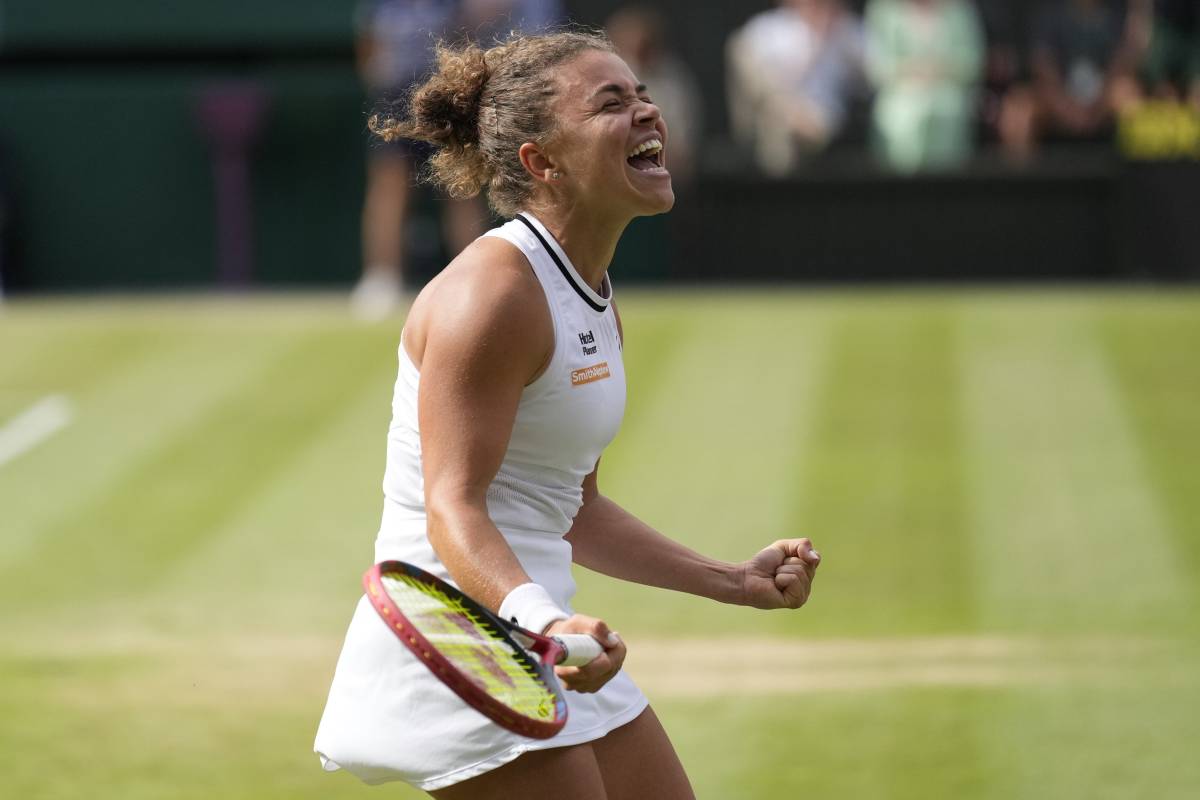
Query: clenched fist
740 538 821 610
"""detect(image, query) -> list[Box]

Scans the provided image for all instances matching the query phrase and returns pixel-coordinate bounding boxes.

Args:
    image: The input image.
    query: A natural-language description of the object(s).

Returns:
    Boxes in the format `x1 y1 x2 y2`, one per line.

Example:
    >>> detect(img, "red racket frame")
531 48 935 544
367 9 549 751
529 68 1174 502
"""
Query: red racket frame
363 560 569 739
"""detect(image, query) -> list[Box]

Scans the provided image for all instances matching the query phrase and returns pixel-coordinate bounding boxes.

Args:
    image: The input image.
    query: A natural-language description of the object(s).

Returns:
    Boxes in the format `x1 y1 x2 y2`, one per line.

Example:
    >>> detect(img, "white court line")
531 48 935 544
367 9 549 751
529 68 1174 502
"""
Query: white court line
0 394 73 468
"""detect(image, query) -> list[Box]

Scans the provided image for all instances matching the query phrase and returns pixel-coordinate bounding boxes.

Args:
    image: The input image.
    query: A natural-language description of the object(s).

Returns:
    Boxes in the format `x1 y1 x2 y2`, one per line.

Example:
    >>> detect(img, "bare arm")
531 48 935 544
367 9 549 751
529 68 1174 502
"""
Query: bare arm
566 468 743 603
566 462 821 610
412 239 552 612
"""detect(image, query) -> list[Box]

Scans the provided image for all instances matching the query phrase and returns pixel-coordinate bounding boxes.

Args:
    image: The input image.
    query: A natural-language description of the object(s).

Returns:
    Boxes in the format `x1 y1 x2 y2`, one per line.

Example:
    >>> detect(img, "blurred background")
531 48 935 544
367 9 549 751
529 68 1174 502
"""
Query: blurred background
0 0 1198 299
2 2 1199 799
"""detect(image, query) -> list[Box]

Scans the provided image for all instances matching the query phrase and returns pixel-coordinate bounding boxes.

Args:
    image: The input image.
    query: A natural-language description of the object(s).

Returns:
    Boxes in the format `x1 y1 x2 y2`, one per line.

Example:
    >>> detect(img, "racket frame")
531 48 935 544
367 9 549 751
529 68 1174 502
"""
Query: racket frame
363 560 570 739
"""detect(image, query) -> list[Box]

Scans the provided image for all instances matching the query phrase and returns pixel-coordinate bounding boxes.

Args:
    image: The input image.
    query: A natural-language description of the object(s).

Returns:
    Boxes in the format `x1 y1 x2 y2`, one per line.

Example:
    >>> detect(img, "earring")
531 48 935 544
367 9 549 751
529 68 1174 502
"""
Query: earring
552 171 561 180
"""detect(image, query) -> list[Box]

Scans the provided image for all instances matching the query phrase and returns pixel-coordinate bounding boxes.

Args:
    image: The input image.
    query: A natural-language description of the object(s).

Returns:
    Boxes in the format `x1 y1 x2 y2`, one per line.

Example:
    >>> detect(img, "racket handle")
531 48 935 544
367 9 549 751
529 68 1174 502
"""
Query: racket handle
553 634 605 667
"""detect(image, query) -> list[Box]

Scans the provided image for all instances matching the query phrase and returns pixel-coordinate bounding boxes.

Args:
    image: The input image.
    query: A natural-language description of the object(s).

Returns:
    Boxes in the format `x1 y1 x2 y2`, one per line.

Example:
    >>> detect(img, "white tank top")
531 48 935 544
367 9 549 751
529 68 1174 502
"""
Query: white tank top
375 211 627 577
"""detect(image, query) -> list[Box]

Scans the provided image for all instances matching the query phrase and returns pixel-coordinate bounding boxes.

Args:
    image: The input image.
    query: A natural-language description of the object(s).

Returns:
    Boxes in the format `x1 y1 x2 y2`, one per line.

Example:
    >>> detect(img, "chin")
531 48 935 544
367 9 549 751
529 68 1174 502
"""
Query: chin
634 184 675 217
646 191 675 215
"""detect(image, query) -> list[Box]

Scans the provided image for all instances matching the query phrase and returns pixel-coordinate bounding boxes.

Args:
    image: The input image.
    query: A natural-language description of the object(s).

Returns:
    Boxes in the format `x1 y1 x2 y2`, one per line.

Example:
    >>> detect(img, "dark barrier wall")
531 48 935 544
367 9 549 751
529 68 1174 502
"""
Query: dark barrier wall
0 1 1196 290
0 1 365 290
1 68 365 289
668 159 1200 283
672 166 1119 282
1 1 357 47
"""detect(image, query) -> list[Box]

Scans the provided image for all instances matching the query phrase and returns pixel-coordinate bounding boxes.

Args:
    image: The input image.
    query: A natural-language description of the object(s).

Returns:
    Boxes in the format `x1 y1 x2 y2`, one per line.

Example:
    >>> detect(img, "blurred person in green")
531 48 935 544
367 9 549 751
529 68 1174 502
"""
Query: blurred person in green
864 0 985 172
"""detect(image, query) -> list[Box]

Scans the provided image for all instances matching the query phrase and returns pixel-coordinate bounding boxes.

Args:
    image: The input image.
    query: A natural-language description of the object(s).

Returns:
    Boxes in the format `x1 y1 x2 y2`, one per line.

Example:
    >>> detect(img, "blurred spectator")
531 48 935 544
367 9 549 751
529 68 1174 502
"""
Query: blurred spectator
1141 0 1200 107
463 0 564 43
727 0 868 176
1004 0 1144 156
353 0 463 320
865 0 985 172
351 0 562 321
607 5 703 183
975 0 1041 161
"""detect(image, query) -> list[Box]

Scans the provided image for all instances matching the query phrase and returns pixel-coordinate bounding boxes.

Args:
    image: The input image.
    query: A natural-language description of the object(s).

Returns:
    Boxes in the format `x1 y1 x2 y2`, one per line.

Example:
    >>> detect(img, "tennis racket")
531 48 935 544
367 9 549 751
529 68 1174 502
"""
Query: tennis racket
363 560 605 739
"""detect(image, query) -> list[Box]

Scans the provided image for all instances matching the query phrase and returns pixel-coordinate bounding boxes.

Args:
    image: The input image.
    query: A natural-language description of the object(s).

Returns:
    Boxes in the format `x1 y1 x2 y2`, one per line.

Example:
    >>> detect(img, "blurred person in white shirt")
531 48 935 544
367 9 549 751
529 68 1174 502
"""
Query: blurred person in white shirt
727 0 868 175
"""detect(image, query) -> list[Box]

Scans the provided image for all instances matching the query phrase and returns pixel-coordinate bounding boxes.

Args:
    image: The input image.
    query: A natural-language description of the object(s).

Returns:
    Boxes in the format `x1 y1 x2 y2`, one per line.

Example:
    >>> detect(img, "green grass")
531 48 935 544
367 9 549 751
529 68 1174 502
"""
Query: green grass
1 290 1198 798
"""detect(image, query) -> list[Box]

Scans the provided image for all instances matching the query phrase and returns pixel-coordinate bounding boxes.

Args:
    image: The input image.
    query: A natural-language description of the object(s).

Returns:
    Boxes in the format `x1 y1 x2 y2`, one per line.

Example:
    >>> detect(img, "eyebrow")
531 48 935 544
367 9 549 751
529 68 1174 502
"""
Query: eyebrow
591 83 648 99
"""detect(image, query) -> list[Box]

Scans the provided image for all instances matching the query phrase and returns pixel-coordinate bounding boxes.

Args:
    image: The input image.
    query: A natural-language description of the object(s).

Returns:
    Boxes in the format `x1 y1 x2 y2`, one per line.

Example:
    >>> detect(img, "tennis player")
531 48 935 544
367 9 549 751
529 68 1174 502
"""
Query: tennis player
314 28 821 799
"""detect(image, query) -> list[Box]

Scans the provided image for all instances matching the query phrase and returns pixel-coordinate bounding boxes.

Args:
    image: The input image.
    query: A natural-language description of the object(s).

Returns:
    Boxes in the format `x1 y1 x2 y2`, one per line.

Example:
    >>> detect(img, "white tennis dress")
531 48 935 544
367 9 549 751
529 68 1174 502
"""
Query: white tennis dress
314 212 647 791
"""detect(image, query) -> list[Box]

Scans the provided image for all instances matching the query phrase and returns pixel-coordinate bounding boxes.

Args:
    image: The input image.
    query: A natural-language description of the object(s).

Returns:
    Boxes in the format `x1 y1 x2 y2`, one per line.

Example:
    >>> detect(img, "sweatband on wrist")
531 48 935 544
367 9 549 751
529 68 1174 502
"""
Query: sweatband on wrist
499 582 569 635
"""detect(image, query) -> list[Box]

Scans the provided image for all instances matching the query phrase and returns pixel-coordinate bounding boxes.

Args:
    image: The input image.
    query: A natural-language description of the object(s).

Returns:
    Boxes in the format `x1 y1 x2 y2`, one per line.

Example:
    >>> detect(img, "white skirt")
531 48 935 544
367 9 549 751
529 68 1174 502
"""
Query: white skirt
313 515 649 791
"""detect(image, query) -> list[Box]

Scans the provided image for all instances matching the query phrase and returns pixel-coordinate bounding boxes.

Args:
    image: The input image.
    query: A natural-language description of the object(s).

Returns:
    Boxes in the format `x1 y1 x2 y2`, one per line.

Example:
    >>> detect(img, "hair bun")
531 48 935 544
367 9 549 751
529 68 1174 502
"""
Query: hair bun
411 44 490 149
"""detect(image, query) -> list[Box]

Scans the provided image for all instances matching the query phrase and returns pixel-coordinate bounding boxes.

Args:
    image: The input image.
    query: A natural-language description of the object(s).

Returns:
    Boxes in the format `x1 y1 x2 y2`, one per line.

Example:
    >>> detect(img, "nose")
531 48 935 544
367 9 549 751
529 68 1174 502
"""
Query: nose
634 99 660 127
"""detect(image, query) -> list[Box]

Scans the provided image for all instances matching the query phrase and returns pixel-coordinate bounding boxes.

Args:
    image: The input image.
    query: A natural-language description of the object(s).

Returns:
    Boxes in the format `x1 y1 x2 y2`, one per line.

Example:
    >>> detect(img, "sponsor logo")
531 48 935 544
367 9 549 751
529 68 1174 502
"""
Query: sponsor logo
570 362 611 386
578 330 597 355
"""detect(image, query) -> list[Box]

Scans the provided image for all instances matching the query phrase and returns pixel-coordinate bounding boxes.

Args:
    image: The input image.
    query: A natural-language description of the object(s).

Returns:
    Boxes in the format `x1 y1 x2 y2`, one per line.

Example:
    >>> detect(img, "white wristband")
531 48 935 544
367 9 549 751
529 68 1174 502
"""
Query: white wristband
499 583 569 635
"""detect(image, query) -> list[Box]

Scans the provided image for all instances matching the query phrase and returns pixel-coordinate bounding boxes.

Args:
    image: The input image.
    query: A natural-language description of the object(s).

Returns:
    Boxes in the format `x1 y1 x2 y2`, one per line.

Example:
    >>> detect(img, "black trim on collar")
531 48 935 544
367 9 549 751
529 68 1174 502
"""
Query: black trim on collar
515 214 608 313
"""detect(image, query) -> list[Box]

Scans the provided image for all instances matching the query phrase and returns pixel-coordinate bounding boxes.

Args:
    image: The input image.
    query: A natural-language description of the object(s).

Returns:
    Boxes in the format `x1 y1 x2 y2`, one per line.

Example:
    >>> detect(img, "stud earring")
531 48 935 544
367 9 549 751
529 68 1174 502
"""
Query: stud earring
552 171 561 180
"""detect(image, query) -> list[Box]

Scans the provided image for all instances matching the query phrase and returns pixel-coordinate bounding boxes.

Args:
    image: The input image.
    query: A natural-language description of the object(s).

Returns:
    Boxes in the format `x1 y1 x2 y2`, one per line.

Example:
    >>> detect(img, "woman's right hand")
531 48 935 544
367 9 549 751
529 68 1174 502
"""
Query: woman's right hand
544 614 625 693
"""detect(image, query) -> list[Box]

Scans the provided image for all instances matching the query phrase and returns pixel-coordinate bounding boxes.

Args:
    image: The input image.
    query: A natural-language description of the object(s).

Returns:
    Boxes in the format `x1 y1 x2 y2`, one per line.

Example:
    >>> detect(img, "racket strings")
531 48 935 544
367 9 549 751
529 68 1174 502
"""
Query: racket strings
381 573 558 720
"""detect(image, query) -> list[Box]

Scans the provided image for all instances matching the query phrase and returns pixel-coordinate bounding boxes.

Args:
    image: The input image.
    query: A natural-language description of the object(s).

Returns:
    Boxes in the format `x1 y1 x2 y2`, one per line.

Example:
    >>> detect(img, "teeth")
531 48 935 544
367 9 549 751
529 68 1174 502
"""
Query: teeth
627 139 663 158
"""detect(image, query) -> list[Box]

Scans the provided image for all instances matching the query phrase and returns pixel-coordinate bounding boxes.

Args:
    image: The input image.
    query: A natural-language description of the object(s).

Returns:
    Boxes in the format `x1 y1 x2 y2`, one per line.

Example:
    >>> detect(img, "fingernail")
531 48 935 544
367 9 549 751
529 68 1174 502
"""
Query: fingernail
811 551 821 561
607 631 621 646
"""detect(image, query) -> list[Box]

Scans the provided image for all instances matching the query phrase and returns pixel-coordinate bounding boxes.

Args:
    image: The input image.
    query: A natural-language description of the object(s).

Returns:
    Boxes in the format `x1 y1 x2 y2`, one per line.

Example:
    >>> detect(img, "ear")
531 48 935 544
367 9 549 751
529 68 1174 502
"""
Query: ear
519 142 559 185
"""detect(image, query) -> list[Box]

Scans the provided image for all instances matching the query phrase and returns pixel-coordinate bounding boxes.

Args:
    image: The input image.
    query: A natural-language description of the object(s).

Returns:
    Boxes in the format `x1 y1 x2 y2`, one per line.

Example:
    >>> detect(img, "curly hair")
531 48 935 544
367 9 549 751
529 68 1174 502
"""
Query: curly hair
369 29 615 218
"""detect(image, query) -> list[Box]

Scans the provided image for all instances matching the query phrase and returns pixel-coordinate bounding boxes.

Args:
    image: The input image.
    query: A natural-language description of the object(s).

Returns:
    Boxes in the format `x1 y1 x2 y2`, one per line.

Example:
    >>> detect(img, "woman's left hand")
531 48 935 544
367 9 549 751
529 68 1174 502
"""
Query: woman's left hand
739 538 821 610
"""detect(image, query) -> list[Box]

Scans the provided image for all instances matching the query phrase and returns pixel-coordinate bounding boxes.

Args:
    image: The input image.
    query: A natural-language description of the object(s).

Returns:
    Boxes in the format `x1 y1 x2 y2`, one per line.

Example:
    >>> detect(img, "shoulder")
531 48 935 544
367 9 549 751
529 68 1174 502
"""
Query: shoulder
404 234 554 378
411 234 549 335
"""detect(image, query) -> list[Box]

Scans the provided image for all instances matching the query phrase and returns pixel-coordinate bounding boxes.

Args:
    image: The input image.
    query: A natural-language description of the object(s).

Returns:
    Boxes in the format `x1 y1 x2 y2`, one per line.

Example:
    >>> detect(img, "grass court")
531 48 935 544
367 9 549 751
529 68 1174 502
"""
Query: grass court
1 289 1198 798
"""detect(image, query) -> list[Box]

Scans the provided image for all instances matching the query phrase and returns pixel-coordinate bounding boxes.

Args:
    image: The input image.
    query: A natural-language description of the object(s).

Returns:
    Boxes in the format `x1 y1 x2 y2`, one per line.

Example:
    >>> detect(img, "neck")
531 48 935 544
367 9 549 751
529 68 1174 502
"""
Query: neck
524 205 631 292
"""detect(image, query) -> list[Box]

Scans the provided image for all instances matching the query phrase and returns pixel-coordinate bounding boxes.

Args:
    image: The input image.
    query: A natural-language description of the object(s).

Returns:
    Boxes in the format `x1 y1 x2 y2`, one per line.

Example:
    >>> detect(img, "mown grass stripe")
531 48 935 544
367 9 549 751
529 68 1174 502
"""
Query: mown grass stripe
960 299 1186 633
778 296 982 798
792 298 973 636
0 318 160 404
0 328 395 610
662 691 994 799
144 346 399 635
1098 297 1200 613
0 328 300 571
601 294 692 450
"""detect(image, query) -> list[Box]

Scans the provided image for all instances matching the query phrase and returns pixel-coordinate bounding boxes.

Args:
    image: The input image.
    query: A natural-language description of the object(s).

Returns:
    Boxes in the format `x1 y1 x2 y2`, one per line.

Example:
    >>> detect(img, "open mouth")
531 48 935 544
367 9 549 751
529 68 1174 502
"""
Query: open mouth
626 138 665 172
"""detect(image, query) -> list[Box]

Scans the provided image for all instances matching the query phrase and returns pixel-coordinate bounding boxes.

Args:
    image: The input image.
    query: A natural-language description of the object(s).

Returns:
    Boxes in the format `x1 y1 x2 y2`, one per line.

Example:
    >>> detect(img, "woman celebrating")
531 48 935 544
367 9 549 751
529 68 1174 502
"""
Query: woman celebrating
315 29 822 799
